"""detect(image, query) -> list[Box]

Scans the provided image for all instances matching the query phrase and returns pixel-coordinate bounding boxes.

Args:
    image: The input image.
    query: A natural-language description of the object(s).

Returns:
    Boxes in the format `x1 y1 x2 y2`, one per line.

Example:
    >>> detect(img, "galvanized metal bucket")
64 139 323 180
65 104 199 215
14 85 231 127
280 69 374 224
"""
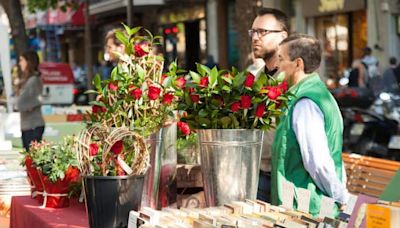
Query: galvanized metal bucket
197 129 264 206
141 123 177 209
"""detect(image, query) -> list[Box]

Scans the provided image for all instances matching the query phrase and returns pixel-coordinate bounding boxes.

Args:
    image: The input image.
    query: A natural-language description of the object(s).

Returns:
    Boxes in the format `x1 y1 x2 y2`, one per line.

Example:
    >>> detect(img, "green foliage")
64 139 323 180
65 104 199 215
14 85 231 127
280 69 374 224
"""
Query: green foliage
171 64 294 130
86 26 176 137
22 137 79 183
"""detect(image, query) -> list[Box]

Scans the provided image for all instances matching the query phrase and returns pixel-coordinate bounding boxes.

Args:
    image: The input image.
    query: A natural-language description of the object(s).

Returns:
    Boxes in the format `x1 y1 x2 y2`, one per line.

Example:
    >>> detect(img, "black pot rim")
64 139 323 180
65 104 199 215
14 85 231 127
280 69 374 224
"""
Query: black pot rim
82 174 145 180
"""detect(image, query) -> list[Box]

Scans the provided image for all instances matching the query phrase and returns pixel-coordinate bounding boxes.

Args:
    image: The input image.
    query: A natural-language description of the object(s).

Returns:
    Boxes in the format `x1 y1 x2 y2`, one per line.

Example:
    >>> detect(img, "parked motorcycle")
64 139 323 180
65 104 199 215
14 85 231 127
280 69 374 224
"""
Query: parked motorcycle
332 78 400 161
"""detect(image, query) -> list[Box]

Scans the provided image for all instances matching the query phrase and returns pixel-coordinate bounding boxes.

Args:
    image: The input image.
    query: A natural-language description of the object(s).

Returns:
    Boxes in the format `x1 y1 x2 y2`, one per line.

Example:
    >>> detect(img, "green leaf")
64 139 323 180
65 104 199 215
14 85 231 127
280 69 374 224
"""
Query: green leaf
222 85 231 92
136 65 145 80
162 76 173 87
220 117 232 128
168 61 177 73
198 109 209 117
130 27 142 36
93 74 101 90
233 71 246 88
229 114 240 128
189 71 201 84
115 31 129 47
196 63 210 76
84 90 98 95
89 101 107 108
209 67 218 89
125 43 133 56
111 67 118 81
199 118 211 128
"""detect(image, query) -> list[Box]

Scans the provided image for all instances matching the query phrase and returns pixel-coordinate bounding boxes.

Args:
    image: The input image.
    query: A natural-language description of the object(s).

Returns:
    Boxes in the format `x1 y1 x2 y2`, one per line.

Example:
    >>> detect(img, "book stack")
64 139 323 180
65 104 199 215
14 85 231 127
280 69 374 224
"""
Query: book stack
127 199 348 228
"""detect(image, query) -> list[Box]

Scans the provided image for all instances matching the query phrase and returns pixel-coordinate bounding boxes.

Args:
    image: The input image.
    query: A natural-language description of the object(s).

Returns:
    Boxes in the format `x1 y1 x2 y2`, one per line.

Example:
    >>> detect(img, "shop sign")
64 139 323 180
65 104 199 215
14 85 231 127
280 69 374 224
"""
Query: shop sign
302 0 365 17
160 5 204 24
318 0 344 13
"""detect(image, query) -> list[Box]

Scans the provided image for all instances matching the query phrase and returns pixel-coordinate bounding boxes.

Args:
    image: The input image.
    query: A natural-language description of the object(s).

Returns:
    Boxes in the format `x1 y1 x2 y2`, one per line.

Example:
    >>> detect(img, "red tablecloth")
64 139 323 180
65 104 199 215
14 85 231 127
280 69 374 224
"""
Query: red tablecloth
10 196 89 228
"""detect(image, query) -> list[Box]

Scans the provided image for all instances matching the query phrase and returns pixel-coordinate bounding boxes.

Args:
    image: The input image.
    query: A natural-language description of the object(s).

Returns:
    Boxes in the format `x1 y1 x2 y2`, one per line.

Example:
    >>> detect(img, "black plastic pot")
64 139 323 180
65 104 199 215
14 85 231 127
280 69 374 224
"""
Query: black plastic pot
83 175 145 228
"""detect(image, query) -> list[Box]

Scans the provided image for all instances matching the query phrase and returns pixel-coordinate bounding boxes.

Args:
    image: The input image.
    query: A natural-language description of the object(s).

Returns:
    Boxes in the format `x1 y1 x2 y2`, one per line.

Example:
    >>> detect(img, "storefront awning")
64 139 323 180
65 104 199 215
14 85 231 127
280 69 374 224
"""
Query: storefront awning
302 0 365 17
26 3 85 29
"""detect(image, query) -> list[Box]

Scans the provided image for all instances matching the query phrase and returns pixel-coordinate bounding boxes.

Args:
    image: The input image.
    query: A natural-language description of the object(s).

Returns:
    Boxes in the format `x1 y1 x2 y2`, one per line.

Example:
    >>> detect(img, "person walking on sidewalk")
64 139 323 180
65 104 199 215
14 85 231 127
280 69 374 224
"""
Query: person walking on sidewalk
272 34 349 217
17 51 45 151
249 7 289 203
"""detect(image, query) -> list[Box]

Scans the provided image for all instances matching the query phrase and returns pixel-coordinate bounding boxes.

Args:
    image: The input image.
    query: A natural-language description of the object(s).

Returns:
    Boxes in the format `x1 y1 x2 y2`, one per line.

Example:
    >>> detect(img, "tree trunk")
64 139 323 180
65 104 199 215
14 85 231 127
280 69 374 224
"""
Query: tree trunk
1 0 28 61
235 0 258 70
84 0 94 101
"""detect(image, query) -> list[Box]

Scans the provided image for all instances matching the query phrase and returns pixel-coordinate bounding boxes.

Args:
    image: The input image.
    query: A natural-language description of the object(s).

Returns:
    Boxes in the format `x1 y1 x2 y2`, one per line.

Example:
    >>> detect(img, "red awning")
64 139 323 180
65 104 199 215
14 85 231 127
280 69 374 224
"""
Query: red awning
38 3 85 27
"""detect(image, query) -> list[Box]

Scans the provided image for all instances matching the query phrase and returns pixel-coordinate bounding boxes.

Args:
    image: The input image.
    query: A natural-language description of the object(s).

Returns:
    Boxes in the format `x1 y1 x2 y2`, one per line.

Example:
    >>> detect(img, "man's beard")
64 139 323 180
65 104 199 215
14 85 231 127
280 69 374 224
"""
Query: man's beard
261 49 276 61
254 47 276 61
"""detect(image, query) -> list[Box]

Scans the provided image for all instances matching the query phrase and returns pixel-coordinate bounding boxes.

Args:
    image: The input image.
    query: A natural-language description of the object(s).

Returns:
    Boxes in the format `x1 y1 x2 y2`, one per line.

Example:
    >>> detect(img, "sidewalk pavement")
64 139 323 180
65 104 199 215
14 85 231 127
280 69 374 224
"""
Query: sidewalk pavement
0 148 30 228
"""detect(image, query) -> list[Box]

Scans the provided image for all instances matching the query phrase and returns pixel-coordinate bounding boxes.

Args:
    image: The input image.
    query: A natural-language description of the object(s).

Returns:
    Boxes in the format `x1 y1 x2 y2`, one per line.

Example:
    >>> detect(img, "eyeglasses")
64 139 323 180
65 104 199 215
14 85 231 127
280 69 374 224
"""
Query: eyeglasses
248 29 283 38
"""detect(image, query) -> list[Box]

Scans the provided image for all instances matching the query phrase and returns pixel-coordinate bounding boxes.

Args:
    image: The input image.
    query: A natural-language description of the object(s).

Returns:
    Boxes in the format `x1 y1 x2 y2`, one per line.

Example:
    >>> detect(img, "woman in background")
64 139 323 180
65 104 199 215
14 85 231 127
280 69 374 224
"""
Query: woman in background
17 51 45 151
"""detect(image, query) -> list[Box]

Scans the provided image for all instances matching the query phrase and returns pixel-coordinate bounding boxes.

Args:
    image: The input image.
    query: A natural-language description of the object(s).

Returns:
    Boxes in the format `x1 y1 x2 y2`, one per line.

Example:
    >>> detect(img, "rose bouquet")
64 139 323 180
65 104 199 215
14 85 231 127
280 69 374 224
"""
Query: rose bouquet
78 25 178 176
86 25 177 136
169 64 292 134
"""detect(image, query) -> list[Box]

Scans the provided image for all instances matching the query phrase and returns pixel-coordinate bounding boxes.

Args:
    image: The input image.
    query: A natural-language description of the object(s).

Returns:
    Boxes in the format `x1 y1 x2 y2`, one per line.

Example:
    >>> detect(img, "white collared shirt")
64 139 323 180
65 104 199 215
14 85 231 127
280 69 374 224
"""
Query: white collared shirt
292 98 349 204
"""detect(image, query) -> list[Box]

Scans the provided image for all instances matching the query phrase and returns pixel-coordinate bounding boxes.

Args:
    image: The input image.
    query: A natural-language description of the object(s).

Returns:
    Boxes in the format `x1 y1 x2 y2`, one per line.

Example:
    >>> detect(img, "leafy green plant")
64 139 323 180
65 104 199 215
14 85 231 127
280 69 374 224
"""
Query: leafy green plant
170 64 293 133
85 25 178 138
21 137 79 183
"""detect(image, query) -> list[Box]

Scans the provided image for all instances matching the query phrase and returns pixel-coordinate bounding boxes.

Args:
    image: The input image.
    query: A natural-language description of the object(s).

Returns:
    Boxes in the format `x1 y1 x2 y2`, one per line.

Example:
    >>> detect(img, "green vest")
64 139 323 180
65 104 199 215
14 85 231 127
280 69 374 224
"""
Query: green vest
271 73 344 217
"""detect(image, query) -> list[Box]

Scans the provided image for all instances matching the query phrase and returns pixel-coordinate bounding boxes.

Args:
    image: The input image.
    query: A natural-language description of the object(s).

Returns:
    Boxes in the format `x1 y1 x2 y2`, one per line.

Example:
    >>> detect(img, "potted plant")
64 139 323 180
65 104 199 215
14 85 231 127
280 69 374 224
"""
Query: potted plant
21 137 80 208
76 25 178 228
170 64 292 206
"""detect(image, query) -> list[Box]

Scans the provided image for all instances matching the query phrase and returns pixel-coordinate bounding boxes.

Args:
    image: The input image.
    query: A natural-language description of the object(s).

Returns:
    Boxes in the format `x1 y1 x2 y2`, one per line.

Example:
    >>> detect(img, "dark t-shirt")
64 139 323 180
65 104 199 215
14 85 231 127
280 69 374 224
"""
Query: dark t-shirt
265 66 277 77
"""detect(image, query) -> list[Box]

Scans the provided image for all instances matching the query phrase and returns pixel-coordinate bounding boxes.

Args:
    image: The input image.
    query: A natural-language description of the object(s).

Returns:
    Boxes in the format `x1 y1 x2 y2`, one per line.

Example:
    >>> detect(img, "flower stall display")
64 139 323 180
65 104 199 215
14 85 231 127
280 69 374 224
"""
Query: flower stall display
21 137 80 208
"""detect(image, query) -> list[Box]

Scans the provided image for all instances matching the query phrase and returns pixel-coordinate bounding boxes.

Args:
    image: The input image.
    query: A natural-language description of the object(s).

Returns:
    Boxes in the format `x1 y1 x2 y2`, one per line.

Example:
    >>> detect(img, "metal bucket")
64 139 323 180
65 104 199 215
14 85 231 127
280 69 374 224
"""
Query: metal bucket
197 129 264 206
141 123 177 209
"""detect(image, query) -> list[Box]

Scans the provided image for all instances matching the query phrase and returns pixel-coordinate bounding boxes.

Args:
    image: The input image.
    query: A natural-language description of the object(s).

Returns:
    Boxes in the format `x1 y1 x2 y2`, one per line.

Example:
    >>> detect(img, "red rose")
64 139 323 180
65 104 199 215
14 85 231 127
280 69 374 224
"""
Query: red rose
175 77 186 89
268 87 281 100
191 94 200 103
162 93 174 105
199 77 209 88
148 86 161 100
108 82 118 91
231 101 241 112
134 44 148 57
92 105 106 113
177 121 190 135
188 87 195 94
111 140 123 155
241 95 252 109
89 143 99 156
278 81 288 92
255 104 265 117
244 73 255 88
130 88 142 100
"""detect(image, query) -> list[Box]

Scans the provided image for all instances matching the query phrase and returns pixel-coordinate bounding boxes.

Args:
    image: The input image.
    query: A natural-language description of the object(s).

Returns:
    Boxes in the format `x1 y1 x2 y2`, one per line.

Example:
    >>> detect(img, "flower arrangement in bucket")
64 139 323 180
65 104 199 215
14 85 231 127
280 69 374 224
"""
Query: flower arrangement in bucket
169 64 293 206
75 25 179 227
21 137 80 208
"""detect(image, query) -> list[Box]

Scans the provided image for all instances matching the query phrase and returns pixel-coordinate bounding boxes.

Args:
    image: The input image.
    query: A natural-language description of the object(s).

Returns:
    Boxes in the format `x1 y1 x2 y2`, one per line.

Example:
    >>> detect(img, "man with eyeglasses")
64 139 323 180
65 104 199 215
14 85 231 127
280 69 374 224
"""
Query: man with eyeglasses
249 8 289 77
249 8 290 204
